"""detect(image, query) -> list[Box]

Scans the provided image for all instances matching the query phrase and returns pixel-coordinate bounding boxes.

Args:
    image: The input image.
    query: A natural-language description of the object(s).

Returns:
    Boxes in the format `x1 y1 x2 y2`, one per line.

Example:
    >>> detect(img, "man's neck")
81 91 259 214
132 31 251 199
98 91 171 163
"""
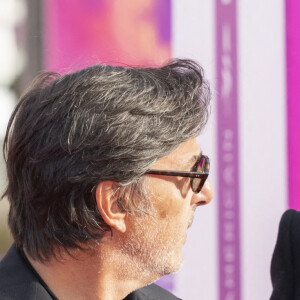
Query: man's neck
25 240 158 300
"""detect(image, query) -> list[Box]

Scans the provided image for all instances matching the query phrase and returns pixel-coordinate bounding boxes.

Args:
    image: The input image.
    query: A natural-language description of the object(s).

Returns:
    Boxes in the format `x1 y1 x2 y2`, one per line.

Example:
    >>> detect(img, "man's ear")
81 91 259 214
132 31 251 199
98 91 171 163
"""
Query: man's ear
95 181 127 233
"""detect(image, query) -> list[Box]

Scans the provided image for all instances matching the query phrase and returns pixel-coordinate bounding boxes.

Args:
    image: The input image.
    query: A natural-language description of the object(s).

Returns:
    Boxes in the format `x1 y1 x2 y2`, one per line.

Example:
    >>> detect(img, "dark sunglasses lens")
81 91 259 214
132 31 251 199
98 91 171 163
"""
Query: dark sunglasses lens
198 156 206 172
191 178 202 192
191 156 206 192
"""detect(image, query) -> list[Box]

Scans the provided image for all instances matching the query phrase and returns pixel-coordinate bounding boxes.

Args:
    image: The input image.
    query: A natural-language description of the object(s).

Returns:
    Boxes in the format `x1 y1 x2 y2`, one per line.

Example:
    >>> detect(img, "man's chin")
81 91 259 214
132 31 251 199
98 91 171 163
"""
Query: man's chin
143 251 183 278
161 253 184 275
162 265 182 275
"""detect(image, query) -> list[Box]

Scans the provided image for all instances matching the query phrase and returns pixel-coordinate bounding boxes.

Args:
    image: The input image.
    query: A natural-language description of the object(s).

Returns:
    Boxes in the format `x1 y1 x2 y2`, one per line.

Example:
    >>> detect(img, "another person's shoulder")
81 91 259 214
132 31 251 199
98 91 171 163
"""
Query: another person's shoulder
125 283 181 300
279 208 300 226
270 209 300 299
274 209 300 247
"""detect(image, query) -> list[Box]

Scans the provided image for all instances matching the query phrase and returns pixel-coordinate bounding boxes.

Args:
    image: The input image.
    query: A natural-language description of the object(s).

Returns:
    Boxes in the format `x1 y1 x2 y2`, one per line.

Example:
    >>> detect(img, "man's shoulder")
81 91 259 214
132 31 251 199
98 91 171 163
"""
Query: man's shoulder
0 244 52 300
0 244 31 289
125 283 181 300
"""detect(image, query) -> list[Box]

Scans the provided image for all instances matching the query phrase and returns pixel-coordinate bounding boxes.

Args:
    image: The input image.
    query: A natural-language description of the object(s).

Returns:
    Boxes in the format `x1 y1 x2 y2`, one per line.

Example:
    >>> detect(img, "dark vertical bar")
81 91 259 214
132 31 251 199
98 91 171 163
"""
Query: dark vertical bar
19 0 43 91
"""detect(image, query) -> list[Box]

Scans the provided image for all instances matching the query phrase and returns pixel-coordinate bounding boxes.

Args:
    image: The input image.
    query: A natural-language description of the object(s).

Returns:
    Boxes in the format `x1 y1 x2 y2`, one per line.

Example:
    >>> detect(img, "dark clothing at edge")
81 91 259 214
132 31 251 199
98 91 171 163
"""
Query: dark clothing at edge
0 244 180 300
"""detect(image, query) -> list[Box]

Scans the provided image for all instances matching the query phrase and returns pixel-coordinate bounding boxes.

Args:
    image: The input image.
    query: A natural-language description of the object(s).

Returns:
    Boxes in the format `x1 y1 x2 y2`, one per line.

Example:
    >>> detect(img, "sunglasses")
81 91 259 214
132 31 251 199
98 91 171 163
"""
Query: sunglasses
145 155 210 193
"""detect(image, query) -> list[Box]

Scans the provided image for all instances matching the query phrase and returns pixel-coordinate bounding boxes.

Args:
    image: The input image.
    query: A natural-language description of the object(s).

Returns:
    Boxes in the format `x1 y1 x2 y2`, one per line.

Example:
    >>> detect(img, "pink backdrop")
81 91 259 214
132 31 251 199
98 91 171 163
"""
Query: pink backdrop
43 0 171 72
286 0 300 210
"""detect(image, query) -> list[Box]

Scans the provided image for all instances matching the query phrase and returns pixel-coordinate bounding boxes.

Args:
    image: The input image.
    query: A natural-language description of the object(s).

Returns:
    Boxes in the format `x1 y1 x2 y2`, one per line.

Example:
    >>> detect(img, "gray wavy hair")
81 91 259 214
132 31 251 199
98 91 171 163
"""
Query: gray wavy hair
3 59 211 261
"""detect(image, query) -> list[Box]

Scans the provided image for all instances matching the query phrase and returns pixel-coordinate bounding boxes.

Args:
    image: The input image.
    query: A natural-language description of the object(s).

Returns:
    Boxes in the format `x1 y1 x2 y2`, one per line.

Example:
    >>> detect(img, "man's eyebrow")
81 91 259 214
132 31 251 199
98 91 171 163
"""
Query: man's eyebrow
182 151 202 170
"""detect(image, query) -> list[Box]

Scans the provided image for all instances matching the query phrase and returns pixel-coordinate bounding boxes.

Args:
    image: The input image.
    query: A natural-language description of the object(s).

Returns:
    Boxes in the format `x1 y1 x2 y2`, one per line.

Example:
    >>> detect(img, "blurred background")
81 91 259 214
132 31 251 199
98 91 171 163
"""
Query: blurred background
0 0 299 299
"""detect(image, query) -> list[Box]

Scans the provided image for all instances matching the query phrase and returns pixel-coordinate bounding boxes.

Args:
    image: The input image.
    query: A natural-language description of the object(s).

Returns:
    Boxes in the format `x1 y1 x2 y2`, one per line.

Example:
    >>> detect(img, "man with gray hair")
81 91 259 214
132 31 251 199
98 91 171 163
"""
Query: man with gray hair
0 59 213 299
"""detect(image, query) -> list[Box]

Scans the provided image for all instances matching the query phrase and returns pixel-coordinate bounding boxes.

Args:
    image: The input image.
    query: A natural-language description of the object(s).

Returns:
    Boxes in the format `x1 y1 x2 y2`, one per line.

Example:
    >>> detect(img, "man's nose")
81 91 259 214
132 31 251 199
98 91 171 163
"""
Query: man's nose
192 179 214 206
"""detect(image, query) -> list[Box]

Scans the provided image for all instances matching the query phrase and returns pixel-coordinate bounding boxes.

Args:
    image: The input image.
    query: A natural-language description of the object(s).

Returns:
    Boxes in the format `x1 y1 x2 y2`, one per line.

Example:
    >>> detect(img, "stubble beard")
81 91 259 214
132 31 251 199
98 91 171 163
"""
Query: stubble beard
116 213 186 281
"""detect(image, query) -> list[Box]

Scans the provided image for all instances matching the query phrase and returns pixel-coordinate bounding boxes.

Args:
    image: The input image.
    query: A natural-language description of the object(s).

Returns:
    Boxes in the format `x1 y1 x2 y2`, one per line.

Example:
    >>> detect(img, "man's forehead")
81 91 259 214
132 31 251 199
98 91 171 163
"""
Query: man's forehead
182 153 202 168
152 138 201 169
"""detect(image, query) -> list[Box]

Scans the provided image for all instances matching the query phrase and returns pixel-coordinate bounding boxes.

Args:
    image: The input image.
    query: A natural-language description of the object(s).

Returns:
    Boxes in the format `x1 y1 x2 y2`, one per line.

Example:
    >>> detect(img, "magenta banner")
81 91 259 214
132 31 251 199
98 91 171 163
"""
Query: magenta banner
216 0 241 299
43 0 171 72
286 0 300 210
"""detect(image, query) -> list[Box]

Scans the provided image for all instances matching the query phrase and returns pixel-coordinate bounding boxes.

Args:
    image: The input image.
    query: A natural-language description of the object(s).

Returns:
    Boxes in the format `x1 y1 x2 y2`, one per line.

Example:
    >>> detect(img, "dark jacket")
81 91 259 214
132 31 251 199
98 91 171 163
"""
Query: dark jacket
0 244 180 300
270 209 300 299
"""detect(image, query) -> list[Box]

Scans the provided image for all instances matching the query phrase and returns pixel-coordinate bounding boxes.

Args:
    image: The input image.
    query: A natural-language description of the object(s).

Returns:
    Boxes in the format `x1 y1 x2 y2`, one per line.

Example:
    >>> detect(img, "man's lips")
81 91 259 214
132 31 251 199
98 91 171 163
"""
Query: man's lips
187 215 195 229
187 206 197 229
